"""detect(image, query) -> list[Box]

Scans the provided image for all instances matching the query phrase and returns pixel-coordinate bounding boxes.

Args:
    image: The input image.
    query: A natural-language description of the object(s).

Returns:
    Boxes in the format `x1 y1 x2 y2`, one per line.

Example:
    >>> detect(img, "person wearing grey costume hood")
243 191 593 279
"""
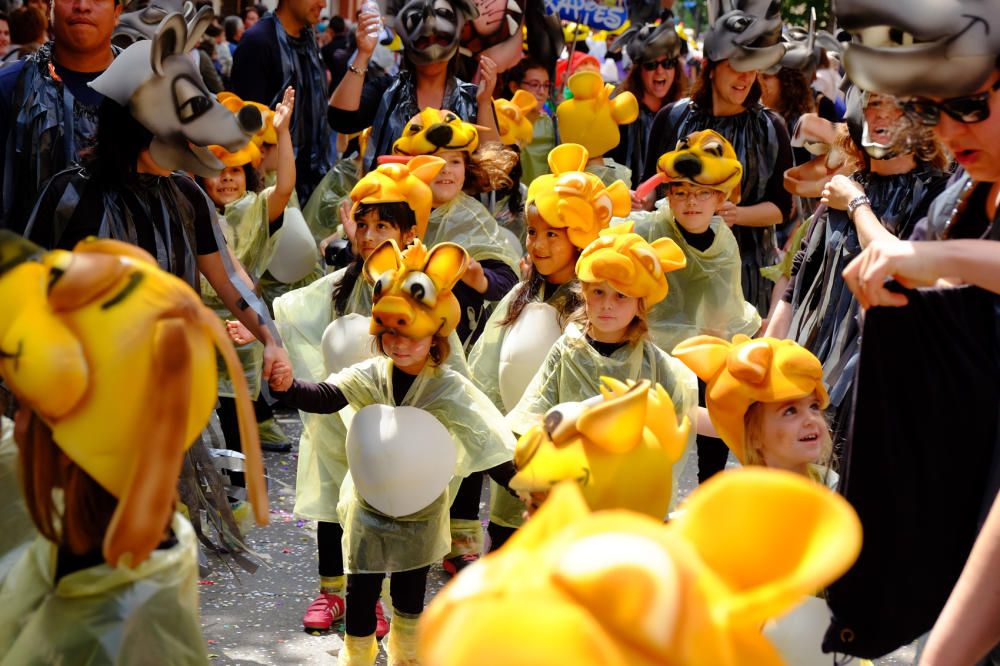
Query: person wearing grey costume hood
23 11 290 384
607 20 687 182
816 0 1000 660
0 0 121 235
327 0 500 174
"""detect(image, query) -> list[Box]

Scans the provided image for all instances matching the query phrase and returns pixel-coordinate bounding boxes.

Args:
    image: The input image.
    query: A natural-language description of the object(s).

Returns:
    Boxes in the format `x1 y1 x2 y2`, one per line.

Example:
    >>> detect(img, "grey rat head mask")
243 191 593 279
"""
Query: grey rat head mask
704 0 785 72
609 20 680 64
764 10 821 75
393 0 478 66
834 0 1000 97
90 9 262 178
112 0 195 48
844 84 911 160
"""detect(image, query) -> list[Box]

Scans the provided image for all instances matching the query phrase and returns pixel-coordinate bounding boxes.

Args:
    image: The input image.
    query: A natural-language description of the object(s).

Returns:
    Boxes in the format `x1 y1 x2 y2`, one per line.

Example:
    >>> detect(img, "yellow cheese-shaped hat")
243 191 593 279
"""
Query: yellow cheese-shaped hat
494 90 537 147
672 334 830 463
556 71 638 157
656 129 743 203
525 143 631 249
393 108 481 156
575 221 687 306
349 155 446 241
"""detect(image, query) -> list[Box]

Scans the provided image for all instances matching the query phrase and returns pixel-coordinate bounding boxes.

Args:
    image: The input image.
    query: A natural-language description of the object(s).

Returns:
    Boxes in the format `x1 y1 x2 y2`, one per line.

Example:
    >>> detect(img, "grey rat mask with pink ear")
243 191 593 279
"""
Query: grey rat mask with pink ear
90 8 262 177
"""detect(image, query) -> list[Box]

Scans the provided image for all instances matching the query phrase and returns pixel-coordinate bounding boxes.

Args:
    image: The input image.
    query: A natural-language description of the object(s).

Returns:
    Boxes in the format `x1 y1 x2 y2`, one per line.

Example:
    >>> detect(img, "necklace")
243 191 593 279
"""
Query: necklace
941 178 996 240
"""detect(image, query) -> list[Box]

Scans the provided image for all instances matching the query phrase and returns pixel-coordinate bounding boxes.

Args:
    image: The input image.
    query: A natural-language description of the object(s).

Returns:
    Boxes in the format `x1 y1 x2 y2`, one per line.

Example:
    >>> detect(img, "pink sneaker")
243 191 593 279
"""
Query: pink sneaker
442 552 480 577
375 600 390 638
302 591 345 631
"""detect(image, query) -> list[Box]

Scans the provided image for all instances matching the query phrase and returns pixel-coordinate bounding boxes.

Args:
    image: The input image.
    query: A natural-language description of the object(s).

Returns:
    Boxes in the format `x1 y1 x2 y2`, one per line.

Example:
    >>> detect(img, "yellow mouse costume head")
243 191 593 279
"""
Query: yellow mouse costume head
576 222 687 307
493 90 537 147
672 335 830 463
556 71 639 157
511 377 690 518
364 239 469 339
0 232 267 567
656 129 744 203
349 155 446 241
393 108 481 156
420 468 862 666
208 92 279 167
526 144 631 249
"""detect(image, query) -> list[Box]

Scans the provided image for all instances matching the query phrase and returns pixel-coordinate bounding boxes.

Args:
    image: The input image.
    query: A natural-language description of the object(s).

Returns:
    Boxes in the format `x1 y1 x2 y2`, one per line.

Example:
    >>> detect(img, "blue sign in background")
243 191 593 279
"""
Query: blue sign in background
544 0 629 30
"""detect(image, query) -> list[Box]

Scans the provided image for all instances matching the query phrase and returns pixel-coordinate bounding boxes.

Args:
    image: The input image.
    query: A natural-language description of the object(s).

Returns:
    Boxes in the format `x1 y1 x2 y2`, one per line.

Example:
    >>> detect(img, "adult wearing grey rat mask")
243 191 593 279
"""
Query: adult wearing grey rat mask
327 0 501 173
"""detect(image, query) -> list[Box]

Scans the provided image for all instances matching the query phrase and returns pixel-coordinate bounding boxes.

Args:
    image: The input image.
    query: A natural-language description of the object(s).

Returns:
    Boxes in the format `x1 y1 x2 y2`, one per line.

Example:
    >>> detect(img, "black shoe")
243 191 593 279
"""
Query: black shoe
261 441 292 453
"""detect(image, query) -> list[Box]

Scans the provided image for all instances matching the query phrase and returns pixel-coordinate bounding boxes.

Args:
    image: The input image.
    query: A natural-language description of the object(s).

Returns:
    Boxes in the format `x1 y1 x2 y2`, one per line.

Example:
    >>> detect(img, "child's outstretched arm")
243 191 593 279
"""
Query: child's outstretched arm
269 364 350 414
267 87 296 224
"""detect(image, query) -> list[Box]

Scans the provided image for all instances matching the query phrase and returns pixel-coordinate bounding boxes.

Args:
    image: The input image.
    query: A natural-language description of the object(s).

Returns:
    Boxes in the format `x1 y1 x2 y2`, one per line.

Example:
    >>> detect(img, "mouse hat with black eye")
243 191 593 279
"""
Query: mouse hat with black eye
702 0 785 72
348 155 446 242
89 8 262 178
393 108 484 156
672 334 829 463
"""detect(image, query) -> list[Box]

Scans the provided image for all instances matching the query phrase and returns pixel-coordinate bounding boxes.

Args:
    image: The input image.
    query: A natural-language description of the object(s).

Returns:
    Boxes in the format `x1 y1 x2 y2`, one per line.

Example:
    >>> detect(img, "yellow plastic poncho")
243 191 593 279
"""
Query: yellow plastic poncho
520 114 556 187
506 325 697 511
273 268 371 522
301 157 362 244
0 417 34 577
201 188 281 399
0 514 207 666
331 357 514 573
274 269 472 523
586 157 633 189
620 200 762 352
425 193 522 272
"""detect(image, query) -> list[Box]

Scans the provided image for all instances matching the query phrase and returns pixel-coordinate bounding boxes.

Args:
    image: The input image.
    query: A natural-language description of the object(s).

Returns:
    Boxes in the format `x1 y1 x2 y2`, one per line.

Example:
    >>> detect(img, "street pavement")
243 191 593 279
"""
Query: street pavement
200 408 919 665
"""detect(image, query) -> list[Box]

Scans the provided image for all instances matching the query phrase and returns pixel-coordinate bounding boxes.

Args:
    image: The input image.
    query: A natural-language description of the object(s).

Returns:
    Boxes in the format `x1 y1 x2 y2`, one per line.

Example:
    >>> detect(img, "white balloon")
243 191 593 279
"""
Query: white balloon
346 405 457 517
498 302 563 412
763 596 835 665
268 207 319 284
321 314 376 375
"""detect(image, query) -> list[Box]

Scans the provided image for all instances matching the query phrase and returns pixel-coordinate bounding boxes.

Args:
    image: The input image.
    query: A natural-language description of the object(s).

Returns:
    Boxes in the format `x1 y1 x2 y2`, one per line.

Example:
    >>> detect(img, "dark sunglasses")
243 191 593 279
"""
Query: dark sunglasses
641 57 678 72
902 78 1000 126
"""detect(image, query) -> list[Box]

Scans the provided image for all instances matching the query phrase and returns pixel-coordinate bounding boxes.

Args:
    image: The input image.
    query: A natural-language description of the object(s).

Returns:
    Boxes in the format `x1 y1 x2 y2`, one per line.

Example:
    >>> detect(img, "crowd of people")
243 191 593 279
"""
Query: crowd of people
0 0 999 663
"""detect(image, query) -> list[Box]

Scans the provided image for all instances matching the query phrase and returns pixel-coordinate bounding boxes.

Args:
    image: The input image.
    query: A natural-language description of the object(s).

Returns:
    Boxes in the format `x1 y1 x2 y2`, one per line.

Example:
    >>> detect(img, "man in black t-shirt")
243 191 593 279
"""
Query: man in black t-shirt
230 0 332 202
0 0 121 233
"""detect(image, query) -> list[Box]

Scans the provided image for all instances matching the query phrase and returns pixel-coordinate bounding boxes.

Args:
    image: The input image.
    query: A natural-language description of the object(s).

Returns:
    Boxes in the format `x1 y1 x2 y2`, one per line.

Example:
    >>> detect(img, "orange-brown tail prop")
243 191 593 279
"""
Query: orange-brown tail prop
634 173 666 202
204 310 269 526
103 318 192 567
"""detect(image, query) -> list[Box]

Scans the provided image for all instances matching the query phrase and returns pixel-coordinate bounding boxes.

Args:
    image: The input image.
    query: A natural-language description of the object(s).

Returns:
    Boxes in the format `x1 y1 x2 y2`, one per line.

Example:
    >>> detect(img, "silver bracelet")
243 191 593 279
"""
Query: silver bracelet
348 63 367 77
847 194 871 219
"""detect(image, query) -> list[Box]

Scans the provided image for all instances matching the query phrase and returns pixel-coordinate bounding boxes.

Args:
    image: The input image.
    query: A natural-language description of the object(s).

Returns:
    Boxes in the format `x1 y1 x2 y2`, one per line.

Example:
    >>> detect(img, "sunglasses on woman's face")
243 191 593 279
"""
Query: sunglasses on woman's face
902 78 1000 127
641 57 678 72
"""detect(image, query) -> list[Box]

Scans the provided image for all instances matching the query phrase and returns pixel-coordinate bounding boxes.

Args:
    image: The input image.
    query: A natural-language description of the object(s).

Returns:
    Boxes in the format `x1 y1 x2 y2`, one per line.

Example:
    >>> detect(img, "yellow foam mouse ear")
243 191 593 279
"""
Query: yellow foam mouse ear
422 242 469 292
598 375 632 400
577 380 649 453
548 143 590 174
609 89 639 124
407 155 447 184
503 480 593 553
604 180 633 218
511 89 538 114
670 335 734 383
566 70 605 99
727 339 773 384
644 383 690 463
671 468 863 629
363 239 403 284
651 237 687 274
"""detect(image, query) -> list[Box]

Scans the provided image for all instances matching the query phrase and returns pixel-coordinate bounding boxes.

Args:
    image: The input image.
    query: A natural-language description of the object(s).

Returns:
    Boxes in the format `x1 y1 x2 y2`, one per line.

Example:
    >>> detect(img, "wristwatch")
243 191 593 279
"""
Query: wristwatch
847 194 871 220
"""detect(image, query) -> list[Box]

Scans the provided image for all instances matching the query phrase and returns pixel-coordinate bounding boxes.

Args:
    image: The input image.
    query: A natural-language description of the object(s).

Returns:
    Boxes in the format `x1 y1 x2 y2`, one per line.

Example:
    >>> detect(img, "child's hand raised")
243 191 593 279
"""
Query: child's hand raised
269 361 294 392
226 320 255 346
273 87 296 135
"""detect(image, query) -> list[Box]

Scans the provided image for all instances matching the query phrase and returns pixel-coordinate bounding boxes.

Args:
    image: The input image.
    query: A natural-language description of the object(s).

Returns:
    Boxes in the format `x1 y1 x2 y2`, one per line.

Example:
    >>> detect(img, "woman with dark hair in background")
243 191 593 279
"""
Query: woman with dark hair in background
608 21 688 182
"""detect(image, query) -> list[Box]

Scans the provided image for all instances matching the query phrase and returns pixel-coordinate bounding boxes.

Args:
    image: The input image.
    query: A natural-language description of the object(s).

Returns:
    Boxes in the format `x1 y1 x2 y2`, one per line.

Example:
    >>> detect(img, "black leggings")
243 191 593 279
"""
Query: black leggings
216 396 274 488
317 521 345 578
695 378 730 483
487 522 516 552
449 471 484 520
344 566 430 636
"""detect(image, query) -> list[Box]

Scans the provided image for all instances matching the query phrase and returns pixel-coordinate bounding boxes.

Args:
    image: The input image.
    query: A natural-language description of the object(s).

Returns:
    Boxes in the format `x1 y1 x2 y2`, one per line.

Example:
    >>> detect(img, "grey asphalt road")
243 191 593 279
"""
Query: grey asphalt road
199 408 918 665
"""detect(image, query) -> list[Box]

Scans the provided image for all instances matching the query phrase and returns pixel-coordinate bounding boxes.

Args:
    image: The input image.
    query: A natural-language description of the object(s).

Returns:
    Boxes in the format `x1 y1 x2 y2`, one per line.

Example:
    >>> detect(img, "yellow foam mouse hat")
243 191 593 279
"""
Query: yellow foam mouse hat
575 221 687 306
656 129 744 203
672 335 830 463
217 91 278 146
349 155 446 241
0 232 268 567
511 377 690 517
363 238 469 339
526 143 631 249
393 108 483 156
419 468 862 666
556 71 639 157
493 90 537 147
207 141 263 169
